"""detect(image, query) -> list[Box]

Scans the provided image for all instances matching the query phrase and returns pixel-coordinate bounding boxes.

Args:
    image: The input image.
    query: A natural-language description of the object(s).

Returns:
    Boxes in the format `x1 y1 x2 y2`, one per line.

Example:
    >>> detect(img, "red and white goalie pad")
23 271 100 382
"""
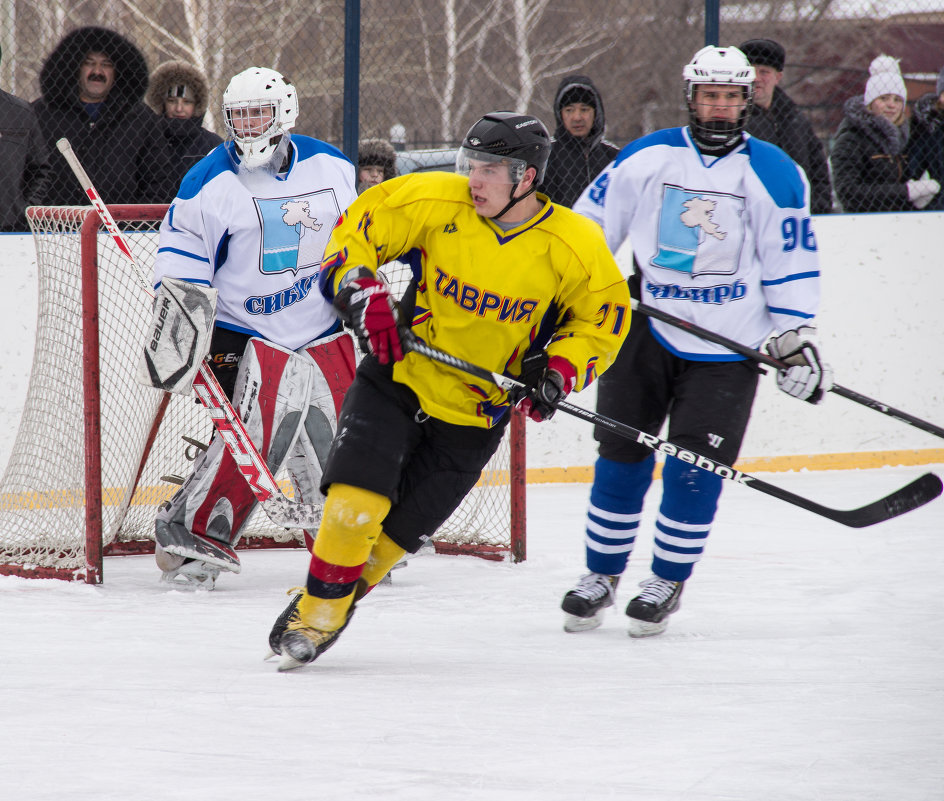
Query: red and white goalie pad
157 338 314 551
156 333 357 554
286 331 359 540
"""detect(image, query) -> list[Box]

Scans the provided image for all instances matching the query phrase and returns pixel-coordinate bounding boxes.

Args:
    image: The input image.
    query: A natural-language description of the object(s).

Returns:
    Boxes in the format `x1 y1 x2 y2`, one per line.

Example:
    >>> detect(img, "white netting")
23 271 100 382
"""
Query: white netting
0 206 518 580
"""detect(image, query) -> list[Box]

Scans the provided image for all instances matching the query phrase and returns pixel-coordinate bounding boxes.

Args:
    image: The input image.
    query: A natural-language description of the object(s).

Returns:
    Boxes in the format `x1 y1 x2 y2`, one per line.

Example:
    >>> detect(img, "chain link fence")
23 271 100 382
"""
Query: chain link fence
2 0 943 221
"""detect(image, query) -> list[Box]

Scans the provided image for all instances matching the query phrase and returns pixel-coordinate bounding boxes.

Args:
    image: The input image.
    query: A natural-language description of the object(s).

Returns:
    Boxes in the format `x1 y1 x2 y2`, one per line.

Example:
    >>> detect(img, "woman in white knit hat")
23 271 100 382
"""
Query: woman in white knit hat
830 54 940 212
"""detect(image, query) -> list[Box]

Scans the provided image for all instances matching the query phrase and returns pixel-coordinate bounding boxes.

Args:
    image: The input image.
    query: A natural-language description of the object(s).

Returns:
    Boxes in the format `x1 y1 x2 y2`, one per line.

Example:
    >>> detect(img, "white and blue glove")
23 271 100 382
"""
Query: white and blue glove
766 326 833 404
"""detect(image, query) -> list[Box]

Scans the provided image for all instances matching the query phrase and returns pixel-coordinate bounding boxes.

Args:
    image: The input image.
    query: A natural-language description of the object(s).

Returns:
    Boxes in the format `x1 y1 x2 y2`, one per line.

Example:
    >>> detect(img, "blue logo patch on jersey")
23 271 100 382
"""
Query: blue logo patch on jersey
255 189 341 276
652 185 745 277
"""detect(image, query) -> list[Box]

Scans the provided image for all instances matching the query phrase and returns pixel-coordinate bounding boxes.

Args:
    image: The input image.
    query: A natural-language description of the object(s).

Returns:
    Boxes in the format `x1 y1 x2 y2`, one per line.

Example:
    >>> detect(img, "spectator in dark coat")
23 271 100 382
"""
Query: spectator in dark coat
541 75 618 208
831 54 939 212
146 60 223 186
0 45 51 230
32 26 177 206
739 39 833 214
905 65 944 211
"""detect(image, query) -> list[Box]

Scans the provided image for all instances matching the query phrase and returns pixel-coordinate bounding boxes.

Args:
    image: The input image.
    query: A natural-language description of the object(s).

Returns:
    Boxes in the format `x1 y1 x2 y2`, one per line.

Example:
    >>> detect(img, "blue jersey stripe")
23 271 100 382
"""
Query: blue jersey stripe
650 322 747 362
157 246 210 263
745 137 806 209
614 127 687 167
767 305 815 319
762 270 820 286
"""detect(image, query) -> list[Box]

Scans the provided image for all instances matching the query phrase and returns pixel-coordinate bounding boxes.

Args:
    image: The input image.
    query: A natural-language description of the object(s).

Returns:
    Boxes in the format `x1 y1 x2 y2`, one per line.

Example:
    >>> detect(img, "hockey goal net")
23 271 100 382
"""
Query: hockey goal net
0 205 525 584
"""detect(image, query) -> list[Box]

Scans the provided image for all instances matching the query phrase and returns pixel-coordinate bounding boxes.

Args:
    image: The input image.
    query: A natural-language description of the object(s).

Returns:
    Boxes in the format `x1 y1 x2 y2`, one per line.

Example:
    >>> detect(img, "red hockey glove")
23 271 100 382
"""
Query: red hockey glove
333 272 404 364
516 354 577 422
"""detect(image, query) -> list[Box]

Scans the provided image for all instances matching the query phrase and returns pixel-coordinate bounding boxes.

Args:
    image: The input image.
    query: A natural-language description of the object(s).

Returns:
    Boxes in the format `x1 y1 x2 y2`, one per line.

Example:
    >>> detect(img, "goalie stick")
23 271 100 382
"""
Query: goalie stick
630 298 944 441
56 137 322 530
403 333 942 528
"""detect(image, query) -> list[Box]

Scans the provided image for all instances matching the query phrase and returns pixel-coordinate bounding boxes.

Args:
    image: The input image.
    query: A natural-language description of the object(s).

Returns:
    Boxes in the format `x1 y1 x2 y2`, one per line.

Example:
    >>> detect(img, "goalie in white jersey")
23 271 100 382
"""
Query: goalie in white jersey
562 45 834 636
143 67 358 587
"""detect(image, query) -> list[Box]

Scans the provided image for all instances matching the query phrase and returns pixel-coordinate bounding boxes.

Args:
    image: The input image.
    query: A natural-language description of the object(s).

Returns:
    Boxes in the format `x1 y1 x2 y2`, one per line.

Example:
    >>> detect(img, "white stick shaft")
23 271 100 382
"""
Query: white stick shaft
56 137 150 294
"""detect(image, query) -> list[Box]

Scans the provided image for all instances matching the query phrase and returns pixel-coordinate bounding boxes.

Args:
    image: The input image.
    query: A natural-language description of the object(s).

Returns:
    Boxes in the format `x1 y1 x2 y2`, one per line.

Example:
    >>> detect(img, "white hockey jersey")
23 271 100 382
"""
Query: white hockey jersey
153 136 358 350
574 127 821 360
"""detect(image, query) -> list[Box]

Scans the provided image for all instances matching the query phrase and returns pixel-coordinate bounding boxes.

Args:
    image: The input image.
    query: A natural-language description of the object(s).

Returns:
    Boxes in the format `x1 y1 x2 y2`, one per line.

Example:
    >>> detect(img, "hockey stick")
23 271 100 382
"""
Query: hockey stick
56 137 322 530
402 332 942 528
630 298 944 440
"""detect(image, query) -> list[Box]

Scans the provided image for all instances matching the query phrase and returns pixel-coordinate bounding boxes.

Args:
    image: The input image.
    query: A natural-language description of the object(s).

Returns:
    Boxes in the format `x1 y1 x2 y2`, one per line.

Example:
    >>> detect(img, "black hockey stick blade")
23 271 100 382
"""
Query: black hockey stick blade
404 333 943 528
631 298 944 440
753 470 941 529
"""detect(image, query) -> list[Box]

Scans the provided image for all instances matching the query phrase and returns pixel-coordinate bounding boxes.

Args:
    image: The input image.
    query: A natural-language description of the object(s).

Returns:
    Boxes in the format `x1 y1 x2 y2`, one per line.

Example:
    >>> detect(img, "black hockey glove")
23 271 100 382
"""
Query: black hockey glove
513 352 577 422
333 267 404 364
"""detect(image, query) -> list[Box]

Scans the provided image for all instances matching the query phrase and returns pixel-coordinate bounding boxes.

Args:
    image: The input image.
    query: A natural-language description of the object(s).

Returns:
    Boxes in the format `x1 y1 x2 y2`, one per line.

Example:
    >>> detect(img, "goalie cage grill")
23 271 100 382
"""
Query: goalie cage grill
0 205 526 584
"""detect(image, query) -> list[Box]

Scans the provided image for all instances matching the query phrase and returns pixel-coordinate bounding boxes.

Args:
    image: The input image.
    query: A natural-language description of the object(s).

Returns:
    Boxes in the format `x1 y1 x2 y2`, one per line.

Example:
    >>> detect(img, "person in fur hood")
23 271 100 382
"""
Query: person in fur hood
32 26 177 205
356 138 398 193
830 54 940 212
905 66 944 211
146 61 224 185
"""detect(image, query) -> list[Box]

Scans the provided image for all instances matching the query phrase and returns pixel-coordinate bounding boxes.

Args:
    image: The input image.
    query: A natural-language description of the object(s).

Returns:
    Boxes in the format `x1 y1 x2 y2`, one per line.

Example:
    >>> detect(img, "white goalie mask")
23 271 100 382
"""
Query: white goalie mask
222 67 299 168
682 46 755 152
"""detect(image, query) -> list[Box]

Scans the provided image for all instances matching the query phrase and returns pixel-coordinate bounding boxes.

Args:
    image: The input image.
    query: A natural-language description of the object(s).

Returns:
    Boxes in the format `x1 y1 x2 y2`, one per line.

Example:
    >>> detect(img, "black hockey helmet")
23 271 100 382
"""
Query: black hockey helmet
457 111 552 183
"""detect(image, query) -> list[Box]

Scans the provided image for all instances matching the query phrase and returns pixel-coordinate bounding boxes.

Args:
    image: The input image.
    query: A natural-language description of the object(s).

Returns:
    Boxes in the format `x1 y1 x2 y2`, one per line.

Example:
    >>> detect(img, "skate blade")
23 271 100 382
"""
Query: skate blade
563 612 604 633
159 565 219 591
627 618 669 638
277 652 309 672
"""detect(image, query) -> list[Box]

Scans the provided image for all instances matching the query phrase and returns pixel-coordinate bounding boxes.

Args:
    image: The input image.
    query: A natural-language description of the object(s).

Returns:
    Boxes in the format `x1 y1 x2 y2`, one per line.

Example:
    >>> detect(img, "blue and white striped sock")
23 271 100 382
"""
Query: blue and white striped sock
584 455 654 576
651 457 722 582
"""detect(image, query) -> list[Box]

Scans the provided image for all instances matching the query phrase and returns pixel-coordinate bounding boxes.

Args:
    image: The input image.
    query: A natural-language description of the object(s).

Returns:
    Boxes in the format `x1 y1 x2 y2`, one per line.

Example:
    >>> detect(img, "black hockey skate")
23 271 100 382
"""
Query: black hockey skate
561 573 620 632
270 579 367 670
266 588 304 656
625 576 684 638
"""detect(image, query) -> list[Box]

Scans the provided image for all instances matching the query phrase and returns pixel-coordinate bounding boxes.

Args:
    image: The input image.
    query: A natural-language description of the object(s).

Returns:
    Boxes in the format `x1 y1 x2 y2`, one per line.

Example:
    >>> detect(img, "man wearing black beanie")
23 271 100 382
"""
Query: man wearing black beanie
738 39 833 213
541 75 618 208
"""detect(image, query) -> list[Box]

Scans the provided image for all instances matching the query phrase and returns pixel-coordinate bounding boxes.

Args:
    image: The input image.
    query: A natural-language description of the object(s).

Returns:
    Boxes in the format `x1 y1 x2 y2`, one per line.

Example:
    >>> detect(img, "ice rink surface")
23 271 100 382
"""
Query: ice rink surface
2 468 942 801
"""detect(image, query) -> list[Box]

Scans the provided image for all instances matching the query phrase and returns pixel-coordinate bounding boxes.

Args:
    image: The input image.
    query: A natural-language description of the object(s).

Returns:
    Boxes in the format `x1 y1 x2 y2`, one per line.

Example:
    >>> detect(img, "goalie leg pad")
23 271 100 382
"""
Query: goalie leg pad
286 332 358 527
155 338 315 569
139 277 218 394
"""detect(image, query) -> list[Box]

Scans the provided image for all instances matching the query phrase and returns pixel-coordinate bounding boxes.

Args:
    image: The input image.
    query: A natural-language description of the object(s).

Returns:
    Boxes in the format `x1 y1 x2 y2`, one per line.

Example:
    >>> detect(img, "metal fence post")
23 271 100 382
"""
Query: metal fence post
343 0 361 164
705 0 720 46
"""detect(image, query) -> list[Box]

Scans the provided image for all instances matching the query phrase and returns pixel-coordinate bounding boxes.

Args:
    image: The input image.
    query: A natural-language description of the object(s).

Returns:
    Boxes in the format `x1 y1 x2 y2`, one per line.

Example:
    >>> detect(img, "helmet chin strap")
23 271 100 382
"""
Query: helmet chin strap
490 182 537 221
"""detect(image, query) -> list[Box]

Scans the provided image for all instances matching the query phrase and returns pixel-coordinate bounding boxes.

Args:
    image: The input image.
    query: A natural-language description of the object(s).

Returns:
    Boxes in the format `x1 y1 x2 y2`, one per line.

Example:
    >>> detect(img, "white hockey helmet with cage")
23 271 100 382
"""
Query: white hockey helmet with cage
222 67 298 168
682 46 755 151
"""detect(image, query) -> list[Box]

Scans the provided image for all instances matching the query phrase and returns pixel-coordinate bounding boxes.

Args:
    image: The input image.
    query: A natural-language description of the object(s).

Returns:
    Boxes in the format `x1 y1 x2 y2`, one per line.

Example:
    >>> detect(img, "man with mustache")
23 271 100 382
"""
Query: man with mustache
32 26 177 206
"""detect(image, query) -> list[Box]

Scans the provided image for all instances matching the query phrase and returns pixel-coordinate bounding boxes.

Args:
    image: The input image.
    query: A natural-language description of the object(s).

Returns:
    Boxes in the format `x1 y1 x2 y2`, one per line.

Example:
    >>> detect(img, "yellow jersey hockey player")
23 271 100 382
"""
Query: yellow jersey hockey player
266 110 631 670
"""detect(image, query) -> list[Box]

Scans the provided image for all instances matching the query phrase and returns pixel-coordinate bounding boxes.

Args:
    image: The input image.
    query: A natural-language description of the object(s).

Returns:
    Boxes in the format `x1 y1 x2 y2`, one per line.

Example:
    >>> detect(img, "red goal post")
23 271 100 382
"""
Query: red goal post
0 205 525 584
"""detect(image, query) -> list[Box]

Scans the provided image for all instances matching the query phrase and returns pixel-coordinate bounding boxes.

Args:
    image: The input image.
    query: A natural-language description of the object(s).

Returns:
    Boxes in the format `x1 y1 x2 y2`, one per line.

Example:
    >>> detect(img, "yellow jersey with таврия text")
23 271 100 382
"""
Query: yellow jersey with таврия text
319 171 630 429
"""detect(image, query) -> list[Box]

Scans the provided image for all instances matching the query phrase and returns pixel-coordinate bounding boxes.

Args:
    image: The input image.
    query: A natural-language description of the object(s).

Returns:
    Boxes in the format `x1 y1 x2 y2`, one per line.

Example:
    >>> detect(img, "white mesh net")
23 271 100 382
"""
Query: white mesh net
0 206 520 581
